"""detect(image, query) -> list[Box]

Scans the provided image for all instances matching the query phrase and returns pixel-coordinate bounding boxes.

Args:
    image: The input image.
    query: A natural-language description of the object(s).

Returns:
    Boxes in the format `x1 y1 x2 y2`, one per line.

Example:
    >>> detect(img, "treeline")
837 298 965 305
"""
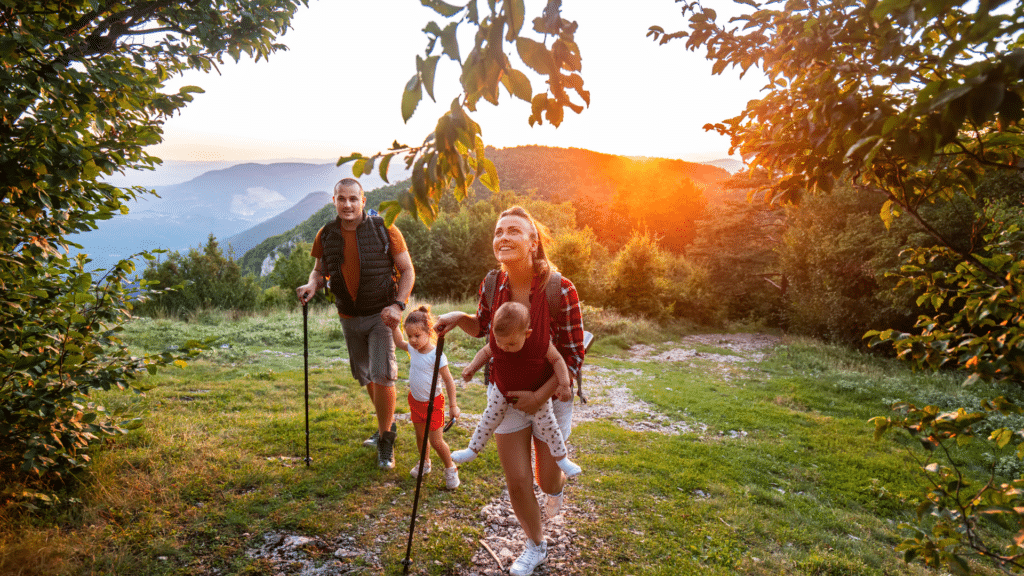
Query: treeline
136 160 1023 353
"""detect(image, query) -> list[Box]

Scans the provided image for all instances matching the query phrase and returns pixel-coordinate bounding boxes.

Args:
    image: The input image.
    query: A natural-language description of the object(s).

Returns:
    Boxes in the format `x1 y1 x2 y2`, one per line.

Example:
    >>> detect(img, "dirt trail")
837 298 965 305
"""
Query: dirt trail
247 333 781 575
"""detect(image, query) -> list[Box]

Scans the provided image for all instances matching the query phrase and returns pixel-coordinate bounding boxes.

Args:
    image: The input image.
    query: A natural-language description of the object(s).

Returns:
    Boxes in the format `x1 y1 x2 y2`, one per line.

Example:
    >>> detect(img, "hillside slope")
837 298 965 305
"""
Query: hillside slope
241 146 732 276
223 191 331 258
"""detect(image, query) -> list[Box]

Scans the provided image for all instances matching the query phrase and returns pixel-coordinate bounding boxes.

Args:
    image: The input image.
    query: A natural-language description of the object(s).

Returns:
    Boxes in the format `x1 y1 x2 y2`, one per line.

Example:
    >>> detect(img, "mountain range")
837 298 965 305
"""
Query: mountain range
71 161 406 271
70 147 741 275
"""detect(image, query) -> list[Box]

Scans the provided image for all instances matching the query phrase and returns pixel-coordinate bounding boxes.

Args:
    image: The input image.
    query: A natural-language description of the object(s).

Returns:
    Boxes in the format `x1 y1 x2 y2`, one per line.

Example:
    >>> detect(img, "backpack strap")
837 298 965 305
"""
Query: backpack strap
545 271 562 324
484 269 499 313
367 212 390 256
544 271 587 403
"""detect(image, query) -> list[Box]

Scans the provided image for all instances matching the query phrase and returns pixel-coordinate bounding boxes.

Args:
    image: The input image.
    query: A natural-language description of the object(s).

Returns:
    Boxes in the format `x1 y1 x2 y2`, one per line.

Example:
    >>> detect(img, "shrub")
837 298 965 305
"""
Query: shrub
135 235 263 318
1 255 198 504
603 230 673 319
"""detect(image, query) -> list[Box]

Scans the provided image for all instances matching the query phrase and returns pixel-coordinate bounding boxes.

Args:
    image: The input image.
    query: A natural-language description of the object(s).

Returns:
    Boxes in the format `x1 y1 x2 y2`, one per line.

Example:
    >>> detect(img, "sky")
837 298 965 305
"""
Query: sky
149 1 766 166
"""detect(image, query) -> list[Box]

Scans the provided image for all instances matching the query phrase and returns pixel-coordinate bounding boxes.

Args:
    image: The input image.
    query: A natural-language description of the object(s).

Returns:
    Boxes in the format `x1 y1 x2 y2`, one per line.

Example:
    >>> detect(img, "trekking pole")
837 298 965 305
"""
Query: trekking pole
303 301 311 467
401 334 445 574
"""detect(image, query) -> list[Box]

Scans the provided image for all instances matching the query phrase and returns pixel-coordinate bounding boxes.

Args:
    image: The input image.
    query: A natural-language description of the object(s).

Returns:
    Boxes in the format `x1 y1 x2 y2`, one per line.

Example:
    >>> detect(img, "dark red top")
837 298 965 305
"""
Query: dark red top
489 282 553 402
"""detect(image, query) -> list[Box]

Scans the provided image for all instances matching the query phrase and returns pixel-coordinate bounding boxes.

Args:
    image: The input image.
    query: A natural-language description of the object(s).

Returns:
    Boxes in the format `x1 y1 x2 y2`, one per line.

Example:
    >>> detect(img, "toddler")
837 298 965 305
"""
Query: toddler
392 305 461 488
451 301 581 477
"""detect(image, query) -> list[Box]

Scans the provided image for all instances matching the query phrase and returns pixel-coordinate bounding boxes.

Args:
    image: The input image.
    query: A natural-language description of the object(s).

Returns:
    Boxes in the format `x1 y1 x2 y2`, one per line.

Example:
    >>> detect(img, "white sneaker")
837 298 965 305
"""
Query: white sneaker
509 538 547 576
444 466 460 489
450 448 477 464
544 491 563 518
556 457 582 478
409 460 431 478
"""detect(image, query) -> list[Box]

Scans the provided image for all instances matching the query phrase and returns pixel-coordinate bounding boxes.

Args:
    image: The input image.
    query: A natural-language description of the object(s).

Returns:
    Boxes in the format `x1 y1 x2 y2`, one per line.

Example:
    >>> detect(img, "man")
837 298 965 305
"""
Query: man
296 178 415 470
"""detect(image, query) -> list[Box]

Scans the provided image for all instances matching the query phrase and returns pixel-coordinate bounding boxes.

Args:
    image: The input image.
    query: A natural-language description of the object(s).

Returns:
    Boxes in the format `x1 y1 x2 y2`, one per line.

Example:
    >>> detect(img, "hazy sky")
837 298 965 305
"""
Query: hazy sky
150 1 765 164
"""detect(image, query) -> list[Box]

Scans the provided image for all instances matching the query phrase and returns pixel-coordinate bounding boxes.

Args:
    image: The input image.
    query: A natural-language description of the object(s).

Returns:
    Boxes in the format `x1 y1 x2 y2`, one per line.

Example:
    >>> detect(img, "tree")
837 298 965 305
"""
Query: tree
646 0 1024 570
136 235 264 317
605 230 674 319
1 0 307 502
340 0 591 225
647 0 1024 369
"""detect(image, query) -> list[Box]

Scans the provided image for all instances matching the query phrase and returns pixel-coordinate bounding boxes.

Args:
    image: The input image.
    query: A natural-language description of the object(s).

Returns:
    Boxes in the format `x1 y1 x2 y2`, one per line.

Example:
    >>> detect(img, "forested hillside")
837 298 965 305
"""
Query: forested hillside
240 145 722 278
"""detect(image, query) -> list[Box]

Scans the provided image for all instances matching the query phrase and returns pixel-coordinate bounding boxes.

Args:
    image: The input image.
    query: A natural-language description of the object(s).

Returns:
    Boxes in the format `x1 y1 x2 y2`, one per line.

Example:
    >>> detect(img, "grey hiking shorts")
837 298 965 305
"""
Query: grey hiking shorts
339 312 397 388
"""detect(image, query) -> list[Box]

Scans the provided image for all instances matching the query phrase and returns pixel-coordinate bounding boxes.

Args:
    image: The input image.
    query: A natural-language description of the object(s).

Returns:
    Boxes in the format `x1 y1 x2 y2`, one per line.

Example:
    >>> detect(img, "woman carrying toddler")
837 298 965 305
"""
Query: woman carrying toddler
452 300 581 478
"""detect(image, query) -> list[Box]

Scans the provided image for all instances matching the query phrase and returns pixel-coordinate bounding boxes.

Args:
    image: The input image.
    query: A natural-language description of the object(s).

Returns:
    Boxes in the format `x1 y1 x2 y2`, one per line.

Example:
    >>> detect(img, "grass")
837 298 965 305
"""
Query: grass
2 304 1021 575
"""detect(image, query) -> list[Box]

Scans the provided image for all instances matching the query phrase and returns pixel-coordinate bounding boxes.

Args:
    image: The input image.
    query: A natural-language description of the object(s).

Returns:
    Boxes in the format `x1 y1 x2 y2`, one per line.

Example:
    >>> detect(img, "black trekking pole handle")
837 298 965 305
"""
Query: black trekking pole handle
303 302 311 467
401 334 445 574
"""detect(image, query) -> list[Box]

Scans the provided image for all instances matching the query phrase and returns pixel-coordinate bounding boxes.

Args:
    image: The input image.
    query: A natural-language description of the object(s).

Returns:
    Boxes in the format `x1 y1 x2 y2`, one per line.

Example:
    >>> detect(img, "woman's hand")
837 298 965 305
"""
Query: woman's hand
449 404 461 420
555 382 573 402
506 390 544 415
434 311 465 336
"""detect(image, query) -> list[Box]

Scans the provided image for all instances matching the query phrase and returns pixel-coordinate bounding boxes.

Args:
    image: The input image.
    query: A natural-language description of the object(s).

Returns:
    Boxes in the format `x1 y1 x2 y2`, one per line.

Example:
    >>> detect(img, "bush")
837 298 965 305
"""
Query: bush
549 226 606 304
135 235 263 318
1 255 197 504
603 230 673 319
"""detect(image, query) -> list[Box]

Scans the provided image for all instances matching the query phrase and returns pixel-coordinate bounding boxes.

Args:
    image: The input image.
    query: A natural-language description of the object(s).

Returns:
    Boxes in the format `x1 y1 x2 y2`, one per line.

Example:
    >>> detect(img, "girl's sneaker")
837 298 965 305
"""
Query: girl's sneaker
409 460 431 478
509 538 547 575
444 466 460 489
450 448 477 463
556 457 582 477
544 491 563 518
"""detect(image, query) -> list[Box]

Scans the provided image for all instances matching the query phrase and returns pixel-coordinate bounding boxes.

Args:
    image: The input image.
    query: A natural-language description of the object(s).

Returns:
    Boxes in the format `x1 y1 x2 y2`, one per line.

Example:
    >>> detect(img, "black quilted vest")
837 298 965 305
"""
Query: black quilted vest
319 213 396 317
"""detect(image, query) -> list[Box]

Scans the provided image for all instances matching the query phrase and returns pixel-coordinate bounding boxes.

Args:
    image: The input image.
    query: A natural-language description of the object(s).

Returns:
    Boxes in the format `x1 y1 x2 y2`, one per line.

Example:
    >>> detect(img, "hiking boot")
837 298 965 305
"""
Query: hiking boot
363 422 397 447
509 538 547 576
444 466 460 489
363 430 379 447
377 430 396 470
409 460 431 478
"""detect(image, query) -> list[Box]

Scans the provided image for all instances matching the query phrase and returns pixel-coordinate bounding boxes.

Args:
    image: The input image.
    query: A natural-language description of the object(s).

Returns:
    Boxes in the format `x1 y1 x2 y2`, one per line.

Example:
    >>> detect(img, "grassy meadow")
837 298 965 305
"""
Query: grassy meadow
2 302 1021 575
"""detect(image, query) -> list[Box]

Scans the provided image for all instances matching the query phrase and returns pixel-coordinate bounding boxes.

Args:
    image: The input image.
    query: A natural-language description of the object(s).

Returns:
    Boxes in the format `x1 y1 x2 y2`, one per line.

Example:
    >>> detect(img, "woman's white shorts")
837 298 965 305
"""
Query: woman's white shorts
494 396 573 442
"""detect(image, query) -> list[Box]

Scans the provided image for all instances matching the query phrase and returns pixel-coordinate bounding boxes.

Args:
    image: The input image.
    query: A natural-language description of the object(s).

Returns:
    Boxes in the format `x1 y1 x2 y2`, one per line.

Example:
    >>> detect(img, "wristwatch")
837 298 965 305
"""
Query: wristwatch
391 300 406 311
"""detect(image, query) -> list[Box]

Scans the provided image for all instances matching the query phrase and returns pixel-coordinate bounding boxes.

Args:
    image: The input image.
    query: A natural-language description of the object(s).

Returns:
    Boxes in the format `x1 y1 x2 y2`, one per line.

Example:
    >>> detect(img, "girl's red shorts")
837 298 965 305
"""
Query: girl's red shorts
407 393 445 431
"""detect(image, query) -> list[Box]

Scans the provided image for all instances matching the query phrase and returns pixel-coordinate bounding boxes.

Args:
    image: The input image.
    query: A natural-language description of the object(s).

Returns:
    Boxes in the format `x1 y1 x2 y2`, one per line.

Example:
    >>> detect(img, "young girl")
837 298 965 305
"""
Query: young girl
452 301 581 478
392 305 461 489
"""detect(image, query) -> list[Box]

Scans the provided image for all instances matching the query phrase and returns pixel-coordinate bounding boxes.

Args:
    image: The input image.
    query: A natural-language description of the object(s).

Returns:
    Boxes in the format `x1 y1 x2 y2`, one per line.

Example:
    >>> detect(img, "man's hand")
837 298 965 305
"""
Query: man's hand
381 303 402 329
296 283 317 305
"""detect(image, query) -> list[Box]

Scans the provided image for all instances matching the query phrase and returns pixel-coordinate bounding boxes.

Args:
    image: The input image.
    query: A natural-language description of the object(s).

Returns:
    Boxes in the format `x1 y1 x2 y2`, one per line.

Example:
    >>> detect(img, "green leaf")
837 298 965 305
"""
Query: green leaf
421 0 462 17
402 75 423 123
378 154 393 183
505 0 525 40
336 152 364 167
440 22 461 62
352 158 367 176
420 55 441 101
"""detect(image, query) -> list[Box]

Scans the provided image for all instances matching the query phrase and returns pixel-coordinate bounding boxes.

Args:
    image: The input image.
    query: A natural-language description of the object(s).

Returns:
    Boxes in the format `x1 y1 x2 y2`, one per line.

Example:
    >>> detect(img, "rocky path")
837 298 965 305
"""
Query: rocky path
245 333 780 575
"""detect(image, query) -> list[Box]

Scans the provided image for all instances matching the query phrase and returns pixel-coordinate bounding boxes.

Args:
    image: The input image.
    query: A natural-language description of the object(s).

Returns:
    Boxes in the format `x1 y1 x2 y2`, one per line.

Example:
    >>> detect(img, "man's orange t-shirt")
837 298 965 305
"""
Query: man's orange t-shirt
311 220 408 315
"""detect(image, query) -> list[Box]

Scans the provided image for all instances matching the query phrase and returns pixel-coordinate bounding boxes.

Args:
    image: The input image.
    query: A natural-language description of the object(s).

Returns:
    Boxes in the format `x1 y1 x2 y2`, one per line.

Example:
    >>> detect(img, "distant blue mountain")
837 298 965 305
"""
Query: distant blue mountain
71 160 409 272
222 191 332 258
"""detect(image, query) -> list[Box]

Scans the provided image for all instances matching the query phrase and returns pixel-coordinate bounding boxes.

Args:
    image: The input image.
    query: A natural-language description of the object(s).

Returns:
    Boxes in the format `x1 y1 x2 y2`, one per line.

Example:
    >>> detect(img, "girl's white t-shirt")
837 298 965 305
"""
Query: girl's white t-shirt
407 346 448 402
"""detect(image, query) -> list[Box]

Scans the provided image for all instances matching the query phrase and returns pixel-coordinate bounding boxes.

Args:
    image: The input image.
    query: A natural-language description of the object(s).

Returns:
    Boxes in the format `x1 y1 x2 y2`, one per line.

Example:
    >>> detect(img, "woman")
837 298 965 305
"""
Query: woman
436 206 586 576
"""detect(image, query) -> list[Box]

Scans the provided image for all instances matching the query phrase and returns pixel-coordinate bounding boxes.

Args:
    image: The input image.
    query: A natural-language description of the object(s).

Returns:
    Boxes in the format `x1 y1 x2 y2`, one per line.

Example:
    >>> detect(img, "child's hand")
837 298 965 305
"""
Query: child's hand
555 382 572 402
461 366 476 382
450 404 461 420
